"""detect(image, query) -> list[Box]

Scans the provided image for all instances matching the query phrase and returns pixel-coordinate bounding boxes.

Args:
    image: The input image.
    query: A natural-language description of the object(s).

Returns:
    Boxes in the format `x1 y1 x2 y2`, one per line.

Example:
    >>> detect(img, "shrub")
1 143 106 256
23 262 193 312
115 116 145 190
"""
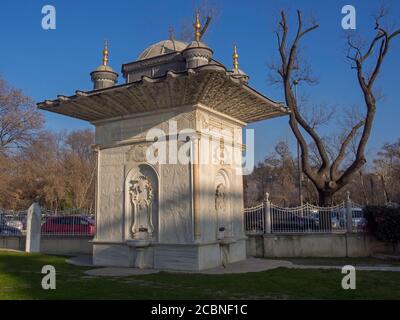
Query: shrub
364 206 400 250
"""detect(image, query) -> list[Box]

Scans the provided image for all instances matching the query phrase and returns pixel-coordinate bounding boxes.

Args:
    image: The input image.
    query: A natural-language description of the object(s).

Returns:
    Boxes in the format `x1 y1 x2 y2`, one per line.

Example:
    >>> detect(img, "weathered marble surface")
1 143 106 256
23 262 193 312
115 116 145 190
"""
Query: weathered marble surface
93 105 247 270
25 200 41 253
97 148 125 242
159 163 192 243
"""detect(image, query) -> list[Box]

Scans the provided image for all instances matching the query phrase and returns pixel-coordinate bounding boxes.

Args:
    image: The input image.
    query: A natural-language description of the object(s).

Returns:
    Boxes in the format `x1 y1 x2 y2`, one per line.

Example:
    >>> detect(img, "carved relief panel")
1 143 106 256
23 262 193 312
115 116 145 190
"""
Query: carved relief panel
214 170 231 239
125 164 159 241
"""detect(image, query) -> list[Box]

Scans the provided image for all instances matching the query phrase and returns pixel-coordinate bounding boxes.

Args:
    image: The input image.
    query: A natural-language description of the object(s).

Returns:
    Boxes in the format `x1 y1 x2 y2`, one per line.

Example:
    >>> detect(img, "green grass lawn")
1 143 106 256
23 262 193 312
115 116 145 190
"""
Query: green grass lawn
273 257 400 267
0 250 399 299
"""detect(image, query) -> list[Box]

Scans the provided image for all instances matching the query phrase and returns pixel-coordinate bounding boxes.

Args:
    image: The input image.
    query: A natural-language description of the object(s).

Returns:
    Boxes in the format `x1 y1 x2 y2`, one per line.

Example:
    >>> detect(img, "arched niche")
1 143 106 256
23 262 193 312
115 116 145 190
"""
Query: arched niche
124 164 159 241
214 169 231 239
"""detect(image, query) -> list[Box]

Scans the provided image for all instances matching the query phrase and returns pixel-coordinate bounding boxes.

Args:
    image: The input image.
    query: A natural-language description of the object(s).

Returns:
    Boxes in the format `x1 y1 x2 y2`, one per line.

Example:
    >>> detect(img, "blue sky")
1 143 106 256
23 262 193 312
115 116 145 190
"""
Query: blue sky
0 0 399 163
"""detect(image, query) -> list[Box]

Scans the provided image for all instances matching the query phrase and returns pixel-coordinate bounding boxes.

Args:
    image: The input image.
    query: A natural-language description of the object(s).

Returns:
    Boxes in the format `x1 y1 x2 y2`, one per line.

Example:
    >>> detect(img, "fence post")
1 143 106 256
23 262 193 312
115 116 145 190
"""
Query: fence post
346 191 353 233
26 196 42 253
264 192 272 234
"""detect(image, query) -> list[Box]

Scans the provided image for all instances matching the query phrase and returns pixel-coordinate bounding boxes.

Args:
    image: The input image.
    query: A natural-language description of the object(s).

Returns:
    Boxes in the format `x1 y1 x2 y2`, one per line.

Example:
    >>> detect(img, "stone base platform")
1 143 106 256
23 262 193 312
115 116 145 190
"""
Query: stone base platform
92 239 247 271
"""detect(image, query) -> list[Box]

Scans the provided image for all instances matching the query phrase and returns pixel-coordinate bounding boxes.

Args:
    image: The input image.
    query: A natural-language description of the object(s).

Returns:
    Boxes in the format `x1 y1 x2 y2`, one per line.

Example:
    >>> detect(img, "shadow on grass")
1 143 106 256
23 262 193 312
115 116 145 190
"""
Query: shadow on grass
1 251 400 299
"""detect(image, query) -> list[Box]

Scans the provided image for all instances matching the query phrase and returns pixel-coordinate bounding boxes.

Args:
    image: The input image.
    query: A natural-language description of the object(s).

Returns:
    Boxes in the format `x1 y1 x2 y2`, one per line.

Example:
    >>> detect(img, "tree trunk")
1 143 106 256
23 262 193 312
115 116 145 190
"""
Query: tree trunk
318 189 333 232
359 171 368 205
318 189 334 206
273 9 400 214
379 174 390 203
370 177 376 205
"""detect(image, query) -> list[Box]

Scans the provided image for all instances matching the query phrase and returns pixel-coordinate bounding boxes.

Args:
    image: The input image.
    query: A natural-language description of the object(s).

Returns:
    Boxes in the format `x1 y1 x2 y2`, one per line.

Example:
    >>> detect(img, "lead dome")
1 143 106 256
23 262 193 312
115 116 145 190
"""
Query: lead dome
137 39 188 60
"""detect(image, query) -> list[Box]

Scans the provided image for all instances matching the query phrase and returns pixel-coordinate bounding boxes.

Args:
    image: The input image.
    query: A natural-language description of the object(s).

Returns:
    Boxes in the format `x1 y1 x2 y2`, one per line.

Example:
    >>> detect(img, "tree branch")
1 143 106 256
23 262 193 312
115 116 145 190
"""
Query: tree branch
331 120 365 180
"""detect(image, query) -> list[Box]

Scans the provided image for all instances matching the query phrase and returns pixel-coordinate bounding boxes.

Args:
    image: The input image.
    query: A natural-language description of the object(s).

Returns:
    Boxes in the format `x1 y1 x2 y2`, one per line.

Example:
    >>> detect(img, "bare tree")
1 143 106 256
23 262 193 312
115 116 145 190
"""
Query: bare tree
244 140 305 207
0 78 43 155
63 129 96 209
179 0 219 42
374 138 400 203
0 129 95 211
271 7 400 205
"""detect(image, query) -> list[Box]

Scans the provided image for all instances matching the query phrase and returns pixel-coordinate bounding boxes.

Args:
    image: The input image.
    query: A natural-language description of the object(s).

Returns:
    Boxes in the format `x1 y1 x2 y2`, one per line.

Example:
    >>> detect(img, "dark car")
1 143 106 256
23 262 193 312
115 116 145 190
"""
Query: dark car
0 222 22 236
41 216 95 235
245 220 264 233
272 212 319 232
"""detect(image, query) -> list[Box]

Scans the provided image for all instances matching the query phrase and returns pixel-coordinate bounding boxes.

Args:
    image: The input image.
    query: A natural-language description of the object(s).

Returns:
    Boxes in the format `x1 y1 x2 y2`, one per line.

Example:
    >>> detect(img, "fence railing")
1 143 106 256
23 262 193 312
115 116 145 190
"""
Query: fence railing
244 203 265 234
244 192 367 235
0 208 95 237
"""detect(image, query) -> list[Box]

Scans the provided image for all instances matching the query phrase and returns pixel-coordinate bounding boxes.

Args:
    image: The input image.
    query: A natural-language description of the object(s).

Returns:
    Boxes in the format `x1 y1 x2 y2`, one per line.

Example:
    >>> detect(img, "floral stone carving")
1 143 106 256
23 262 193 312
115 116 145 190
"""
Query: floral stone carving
129 175 154 237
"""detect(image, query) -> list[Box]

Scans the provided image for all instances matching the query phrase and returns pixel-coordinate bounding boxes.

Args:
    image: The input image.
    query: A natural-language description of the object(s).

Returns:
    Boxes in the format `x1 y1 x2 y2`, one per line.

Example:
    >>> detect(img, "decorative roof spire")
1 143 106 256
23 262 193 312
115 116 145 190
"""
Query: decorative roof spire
230 44 249 84
194 10 202 42
233 44 239 72
102 40 109 66
91 40 118 90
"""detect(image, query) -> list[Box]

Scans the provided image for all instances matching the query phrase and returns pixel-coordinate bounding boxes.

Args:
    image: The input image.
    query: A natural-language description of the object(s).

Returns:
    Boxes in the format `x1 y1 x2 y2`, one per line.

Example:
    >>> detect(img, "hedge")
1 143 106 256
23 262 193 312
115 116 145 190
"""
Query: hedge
364 206 400 247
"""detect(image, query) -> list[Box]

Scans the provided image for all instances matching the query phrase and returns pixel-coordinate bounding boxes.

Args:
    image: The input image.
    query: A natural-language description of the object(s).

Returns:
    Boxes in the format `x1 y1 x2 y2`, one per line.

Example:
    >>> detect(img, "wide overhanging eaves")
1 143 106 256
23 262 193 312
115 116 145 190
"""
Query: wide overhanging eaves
37 65 288 124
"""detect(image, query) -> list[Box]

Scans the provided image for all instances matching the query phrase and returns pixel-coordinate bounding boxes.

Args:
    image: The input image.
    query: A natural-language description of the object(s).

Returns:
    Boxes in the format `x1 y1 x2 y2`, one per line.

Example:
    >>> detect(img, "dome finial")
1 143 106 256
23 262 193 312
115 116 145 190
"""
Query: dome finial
102 40 109 66
194 10 202 42
91 40 118 90
233 44 239 72
230 44 249 84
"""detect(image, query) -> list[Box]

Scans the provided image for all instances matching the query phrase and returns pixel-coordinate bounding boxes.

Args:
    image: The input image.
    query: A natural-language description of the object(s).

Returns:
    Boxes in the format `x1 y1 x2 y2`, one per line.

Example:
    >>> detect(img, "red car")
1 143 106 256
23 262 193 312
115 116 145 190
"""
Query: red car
41 216 95 235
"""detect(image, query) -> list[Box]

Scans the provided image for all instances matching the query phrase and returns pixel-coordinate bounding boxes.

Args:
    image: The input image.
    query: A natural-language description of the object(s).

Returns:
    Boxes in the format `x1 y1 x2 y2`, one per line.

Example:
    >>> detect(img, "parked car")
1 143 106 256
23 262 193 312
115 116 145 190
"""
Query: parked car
0 213 27 231
306 211 338 230
85 215 95 225
337 207 366 230
329 211 343 229
41 216 95 235
246 220 264 233
0 221 22 236
308 210 321 227
352 208 367 229
5 217 24 231
272 212 319 232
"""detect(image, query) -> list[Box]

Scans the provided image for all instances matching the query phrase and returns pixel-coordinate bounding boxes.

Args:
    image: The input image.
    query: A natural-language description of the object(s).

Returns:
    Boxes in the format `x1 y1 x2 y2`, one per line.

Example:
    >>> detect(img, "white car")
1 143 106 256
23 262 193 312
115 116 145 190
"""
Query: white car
6 220 24 230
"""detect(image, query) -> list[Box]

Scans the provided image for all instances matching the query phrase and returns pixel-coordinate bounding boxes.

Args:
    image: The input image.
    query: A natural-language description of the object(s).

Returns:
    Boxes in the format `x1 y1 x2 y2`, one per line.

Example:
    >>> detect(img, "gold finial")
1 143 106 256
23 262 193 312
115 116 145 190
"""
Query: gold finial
194 10 202 42
102 40 109 66
233 44 239 72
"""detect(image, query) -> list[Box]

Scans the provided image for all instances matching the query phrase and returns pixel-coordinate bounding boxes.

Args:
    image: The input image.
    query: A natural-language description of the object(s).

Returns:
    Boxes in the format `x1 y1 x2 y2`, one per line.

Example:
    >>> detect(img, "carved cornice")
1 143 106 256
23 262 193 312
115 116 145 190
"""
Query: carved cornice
38 66 288 124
